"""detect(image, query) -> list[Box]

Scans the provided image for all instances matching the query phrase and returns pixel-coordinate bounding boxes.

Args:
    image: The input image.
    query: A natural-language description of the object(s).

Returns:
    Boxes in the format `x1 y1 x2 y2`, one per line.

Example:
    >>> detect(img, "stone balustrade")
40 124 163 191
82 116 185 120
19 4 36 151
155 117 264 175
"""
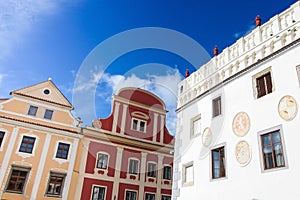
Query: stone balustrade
178 1 300 108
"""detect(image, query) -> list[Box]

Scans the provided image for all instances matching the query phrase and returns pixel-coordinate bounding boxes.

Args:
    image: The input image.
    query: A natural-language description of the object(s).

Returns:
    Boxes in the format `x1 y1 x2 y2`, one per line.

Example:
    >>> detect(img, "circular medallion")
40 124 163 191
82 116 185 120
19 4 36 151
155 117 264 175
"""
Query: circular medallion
92 119 102 129
278 95 297 121
232 112 250 137
235 140 251 166
202 127 212 147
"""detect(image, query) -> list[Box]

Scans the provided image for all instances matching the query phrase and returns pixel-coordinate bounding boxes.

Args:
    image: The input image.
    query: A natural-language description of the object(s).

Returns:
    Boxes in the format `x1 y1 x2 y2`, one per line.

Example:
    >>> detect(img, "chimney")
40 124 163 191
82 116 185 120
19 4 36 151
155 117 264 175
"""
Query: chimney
185 69 190 78
213 46 219 56
255 15 261 27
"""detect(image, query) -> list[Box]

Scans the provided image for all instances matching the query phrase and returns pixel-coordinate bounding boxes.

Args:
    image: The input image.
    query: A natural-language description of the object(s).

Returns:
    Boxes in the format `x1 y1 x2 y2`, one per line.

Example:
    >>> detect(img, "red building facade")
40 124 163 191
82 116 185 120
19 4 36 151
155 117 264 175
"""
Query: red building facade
74 88 174 200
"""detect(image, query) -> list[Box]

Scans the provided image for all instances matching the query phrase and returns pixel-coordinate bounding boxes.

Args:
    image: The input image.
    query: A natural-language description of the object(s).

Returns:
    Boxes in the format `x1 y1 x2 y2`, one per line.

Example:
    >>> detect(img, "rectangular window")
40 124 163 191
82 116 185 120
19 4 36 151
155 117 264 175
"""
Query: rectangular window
92 186 105 200
56 143 70 159
296 65 300 86
0 131 5 148
145 193 155 200
6 167 30 193
44 109 54 120
191 115 201 138
212 97 221 117
19 136 36 154
96 153 109 169
256 72 272 98
163 166 172 180
147 163 156 178
46 172 66 197
212 146 226 179
131 118 147 132
162 195 171 200
261 130 285 170
129 159 139 175
27 105 38 116
125 191 137 200
182 163 193 186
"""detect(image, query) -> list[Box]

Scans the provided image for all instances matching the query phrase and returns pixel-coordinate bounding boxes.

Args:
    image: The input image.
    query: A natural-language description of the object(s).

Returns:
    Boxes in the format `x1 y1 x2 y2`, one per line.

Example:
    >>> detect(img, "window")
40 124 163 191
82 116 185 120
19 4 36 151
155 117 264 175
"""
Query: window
56 143 70 159
27 105 38 116
260 130 285 170
162 195 171 200
296 65 300 86
256 72 273 98
211 146 226 179
19 136 36 153
145 193 155 200
44 109 54 120
182 162 193 186
147 163 156 177
96 153 109 169
212 96 221 117
6 167 30 193
0 131 5 148
191 115 201 138
46 172 66 197
131 118 146 132
125 191 137 200
128 159 139 175
92 186 106 200
163 166 172 180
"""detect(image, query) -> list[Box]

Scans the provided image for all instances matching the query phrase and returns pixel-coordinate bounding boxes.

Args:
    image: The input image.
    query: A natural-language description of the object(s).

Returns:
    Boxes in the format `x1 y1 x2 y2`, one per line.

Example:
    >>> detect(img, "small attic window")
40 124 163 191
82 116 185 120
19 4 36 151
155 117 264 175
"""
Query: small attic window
43 89 50 95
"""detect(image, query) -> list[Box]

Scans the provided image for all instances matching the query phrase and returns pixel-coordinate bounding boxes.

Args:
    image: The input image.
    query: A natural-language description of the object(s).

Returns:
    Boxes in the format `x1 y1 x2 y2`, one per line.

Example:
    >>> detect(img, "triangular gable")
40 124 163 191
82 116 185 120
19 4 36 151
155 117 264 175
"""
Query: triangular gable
10 80 73 109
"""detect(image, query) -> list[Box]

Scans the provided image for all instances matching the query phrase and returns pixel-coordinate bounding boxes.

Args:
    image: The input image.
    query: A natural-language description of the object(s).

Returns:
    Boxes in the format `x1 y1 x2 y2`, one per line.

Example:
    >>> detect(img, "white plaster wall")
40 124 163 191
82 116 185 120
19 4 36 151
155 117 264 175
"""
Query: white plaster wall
175 44 300 200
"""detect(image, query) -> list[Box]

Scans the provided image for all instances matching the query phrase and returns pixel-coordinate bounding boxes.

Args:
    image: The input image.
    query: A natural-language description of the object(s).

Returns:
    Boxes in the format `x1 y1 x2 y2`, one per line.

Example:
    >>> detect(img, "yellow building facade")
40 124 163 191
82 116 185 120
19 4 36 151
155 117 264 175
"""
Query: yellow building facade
0 80 82 200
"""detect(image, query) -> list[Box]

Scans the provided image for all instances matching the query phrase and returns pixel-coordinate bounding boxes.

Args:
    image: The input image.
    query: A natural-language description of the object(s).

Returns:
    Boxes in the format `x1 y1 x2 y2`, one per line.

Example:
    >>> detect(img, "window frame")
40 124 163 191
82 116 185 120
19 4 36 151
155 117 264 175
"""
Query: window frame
43 109 54 120
161 195 171 200
182 161 193 186
19 135 36 154
128 158 139 175
210 143 227 181
147 162 157 178
145 193 155 200
131 118 147 133
190 114 201 138
0 130 5 149
91 185 106 200
125 190 138 200
163 165 172 180
212 96 222 118
5 166 31 194
55 142 70 160
252 67 274 99
45 172 66 197
96 152 109 170
257 125 288 173
27 105 38 116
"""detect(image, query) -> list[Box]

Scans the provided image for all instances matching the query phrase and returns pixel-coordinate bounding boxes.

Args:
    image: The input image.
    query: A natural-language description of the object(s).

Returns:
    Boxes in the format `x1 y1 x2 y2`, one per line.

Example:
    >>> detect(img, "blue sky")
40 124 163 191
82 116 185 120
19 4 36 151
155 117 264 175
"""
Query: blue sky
0 0 296 135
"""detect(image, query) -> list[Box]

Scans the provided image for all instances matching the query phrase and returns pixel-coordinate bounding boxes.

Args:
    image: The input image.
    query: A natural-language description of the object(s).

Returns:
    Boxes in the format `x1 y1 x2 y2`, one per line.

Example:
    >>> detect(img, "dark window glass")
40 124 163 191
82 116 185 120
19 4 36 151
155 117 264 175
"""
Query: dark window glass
212 97 221 117
46 173 65 196
129 159 139 174
132 119 138 130
140 121 146 132
19 136 36 153
6 168 29 193
257 72 272 98
56 143 70 159
163 166 172 180
92 186 105 200
97 153 109 169
162 196 171 200
261 130 285 170
147 163 156 177
125 191 137 200
0 131 5 148
28 105 38 116
44 109 54 120
145 193 155 200
212 146 226 179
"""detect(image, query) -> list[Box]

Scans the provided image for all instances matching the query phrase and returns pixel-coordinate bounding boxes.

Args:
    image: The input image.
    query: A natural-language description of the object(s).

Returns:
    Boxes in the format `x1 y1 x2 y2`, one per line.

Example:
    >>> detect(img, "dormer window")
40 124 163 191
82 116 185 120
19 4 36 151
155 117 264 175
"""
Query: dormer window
131 118 146 132
28 105 38 116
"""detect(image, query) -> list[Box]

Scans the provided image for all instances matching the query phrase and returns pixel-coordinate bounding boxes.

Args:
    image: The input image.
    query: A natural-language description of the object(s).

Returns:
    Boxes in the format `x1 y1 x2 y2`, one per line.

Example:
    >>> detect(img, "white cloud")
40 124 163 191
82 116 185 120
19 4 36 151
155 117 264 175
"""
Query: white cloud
0 0 72 60
233 23 256 39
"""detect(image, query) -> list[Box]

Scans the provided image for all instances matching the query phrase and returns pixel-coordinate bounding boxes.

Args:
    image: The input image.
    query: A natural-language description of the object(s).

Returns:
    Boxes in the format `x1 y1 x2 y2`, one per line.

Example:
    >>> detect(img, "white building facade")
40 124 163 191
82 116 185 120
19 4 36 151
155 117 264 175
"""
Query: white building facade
173 2 300 199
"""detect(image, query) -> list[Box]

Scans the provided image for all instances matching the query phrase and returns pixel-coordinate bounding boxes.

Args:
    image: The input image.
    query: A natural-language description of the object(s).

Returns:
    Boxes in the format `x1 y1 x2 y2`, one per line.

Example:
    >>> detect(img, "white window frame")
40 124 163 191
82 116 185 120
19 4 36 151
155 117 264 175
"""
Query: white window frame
190 114 201 138
0 128 9 151
145 192 156 200
257 125 288 173
147 162 157 178
252 67 275 99
125 189 138 200
53 140 72 164
90 184 107 200
43 109 54 120
163 165 172 180
182 161 193 186
95 152 109 170
128 158 139 175
212 96 222 118
16 133 39 159
131 118 147 133
27 105 38 117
